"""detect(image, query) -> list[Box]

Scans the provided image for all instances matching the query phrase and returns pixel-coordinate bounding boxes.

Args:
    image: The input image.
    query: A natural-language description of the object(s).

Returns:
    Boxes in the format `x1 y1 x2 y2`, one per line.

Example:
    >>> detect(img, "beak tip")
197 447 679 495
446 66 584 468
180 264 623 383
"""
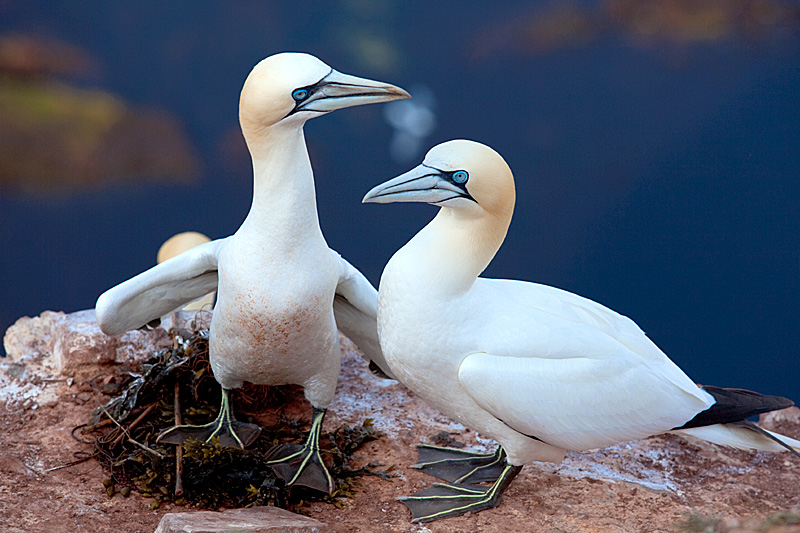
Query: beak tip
362 186 386 204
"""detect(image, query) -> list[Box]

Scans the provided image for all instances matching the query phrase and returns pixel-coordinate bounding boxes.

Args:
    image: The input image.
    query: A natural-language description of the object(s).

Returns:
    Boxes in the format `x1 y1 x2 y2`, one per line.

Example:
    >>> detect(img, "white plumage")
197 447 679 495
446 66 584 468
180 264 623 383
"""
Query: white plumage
156 231 215 312
96 53 407 492
363 139 799 522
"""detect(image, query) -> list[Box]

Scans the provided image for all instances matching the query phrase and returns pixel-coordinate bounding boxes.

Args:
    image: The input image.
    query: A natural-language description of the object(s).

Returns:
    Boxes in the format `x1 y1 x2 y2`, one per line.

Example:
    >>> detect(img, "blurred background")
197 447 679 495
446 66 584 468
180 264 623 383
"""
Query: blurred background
1 1 799 400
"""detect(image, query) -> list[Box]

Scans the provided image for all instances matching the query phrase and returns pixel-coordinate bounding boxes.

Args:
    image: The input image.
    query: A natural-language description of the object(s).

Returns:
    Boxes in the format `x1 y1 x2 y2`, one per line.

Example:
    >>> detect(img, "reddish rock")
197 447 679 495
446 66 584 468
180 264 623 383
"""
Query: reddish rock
0 452 34 476
49 310 123 371
154 506 329 533
2 310 62 362
1 309 800 532
3 309 206 376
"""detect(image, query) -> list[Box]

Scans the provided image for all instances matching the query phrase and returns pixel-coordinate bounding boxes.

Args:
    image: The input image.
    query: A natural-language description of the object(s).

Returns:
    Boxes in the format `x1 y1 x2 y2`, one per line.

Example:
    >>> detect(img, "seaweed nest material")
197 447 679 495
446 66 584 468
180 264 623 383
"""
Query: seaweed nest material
75 322 389 511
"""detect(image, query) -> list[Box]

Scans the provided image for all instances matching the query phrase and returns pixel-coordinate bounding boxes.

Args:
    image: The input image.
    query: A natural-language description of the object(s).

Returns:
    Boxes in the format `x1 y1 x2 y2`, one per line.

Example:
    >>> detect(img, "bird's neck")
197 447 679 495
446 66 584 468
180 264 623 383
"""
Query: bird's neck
240 123 322 239
391 208 510 296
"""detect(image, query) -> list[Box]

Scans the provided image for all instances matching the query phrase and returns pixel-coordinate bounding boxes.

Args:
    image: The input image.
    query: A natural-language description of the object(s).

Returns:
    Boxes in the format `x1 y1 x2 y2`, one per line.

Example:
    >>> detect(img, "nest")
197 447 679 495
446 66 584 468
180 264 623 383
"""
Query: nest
75 324 389 511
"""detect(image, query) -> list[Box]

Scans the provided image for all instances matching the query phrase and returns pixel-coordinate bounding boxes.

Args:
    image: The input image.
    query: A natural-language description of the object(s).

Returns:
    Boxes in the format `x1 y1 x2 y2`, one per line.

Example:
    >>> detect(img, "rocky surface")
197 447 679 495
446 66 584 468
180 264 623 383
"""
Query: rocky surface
1 309 800 532
154 506 329 533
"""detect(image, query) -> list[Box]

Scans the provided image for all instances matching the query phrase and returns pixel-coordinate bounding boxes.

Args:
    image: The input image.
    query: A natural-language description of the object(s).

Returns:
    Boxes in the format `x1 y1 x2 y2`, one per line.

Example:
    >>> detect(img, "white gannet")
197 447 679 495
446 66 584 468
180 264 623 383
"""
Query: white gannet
157 231 215 312
95 52 408 494
362 139 800 522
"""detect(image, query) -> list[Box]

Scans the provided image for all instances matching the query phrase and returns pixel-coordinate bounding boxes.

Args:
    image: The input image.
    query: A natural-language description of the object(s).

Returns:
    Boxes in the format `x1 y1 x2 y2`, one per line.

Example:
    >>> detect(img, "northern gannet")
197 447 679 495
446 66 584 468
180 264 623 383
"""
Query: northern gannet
95 53 407 494
362 139 800 522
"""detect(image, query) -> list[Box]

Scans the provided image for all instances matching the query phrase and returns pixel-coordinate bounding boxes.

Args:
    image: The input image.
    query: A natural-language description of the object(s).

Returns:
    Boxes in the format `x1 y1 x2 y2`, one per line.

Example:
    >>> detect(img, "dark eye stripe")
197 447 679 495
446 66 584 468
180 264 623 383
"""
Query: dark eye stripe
284 68 334 118
420 164 477 203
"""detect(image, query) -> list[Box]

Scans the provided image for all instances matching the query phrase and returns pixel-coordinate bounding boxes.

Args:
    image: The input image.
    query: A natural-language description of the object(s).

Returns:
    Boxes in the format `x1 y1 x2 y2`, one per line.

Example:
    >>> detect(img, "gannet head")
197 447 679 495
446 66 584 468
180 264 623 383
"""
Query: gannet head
362 139 515 220
365 140 516 289
156 231 211 264
239 52 410 131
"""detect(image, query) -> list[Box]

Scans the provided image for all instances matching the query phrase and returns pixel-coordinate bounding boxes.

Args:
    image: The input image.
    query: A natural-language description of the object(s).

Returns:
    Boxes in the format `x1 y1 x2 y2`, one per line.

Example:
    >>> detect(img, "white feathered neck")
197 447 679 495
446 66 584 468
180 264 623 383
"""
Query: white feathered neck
392 200 513 296
238 120 323 244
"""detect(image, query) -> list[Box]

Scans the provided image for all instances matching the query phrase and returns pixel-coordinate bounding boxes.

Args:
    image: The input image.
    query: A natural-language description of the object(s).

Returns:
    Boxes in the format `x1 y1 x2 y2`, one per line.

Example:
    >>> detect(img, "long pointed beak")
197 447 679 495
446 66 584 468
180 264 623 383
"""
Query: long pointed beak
299 69 410 113
362 164 472 205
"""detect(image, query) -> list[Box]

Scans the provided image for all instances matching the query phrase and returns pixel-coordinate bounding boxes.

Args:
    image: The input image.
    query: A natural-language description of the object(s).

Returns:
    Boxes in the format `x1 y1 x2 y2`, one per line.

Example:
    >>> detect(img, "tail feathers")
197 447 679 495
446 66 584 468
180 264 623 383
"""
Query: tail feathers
675 422 800 458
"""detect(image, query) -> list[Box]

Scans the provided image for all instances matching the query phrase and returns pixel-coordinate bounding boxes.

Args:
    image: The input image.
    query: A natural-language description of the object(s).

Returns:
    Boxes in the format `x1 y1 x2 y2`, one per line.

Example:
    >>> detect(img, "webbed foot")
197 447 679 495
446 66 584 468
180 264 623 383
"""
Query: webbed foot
412 444 508 484
265 407 334 494
400 464 522 523
157 388 261 449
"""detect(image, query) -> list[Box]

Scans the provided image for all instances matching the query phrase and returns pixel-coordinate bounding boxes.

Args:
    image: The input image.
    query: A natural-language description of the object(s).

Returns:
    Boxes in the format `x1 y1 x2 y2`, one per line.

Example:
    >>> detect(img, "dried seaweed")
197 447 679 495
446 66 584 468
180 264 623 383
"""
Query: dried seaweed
89 339 192 426
79 324 386 511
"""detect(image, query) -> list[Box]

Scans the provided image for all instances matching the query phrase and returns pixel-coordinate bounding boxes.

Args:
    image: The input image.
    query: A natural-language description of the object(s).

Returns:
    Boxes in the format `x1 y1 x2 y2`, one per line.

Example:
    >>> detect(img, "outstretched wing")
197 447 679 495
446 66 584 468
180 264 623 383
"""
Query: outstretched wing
96 238 226 335
332 252 396 380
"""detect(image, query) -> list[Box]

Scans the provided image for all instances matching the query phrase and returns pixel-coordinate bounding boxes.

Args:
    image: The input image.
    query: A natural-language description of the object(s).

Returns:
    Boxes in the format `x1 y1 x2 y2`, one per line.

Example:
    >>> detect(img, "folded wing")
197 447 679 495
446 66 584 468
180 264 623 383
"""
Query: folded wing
458 345 713 451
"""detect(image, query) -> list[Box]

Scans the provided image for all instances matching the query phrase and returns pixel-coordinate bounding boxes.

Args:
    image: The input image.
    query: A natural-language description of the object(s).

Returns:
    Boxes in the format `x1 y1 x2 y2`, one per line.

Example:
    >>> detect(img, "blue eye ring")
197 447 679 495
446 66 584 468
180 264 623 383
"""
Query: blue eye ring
452 170 469 184
292 88 309 101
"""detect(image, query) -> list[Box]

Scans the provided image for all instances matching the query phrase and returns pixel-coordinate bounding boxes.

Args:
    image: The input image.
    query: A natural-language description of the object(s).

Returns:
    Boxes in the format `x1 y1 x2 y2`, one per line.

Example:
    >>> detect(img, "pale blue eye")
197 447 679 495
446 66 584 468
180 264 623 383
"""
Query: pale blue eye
292 88 309 101
452 170 469 184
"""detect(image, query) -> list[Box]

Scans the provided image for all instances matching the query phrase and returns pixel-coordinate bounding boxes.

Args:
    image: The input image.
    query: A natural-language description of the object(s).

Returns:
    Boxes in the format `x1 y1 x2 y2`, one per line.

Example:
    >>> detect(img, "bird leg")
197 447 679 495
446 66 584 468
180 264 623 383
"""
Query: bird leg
157 388 261 449
411 444 509 484
264 407 334 494
400 463 522 523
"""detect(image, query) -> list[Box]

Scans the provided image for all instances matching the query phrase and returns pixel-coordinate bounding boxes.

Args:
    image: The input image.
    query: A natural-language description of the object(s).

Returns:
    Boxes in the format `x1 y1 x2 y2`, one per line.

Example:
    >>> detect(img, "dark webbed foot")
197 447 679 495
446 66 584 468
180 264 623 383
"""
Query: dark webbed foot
400 463 522 523
264 407 334 494
157 388 261 449
412 444 508 484
157 419 261 448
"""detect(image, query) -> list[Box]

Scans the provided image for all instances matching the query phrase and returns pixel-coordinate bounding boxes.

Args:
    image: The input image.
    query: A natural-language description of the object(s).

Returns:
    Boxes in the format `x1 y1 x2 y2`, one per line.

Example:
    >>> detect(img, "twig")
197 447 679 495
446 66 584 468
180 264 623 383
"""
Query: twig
81 419 115 433
101 402 157 449
174 381 184 496
97 403 165 459
43 454 96 473
171 311 180 350
126 438 164 458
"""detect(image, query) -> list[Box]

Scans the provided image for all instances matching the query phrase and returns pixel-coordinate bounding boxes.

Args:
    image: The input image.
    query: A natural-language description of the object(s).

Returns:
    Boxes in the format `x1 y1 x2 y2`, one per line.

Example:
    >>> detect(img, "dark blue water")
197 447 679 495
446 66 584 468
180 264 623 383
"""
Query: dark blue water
2 2 799 401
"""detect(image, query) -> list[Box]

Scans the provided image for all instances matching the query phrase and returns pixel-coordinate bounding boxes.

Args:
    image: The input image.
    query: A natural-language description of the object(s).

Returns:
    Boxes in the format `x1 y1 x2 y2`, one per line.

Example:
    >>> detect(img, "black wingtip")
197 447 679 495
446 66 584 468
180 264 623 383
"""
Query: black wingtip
675 385 795 430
